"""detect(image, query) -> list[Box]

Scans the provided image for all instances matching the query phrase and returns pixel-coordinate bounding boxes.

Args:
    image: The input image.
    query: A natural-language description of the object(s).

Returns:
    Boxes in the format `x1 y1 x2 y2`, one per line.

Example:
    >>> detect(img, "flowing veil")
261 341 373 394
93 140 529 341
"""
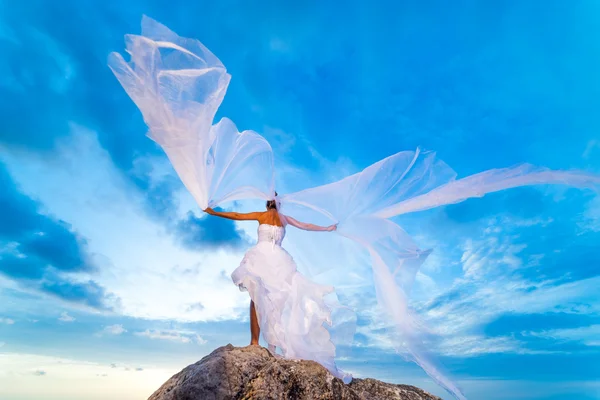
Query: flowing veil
108 17 275 209
109 16 600 400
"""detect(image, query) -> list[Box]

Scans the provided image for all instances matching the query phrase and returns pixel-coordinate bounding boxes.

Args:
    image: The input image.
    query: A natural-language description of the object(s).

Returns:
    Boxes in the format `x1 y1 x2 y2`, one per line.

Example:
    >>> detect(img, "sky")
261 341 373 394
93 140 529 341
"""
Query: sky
1 1 600 399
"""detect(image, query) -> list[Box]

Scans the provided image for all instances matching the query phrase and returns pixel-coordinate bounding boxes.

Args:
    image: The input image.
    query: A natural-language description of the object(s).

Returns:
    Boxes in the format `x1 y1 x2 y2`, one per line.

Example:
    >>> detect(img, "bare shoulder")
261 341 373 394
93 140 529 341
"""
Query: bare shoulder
254 211 268 223
256 210 286 226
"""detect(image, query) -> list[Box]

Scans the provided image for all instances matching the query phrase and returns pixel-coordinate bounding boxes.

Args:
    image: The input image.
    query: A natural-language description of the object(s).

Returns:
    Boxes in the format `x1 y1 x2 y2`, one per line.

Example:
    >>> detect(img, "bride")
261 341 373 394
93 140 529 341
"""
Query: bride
203 195 339 367
109 16 599 400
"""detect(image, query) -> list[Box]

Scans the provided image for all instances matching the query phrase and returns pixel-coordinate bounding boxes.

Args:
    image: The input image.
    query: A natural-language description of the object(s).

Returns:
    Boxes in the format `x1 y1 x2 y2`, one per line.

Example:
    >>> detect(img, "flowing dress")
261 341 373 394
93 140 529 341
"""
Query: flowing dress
231 223 350 383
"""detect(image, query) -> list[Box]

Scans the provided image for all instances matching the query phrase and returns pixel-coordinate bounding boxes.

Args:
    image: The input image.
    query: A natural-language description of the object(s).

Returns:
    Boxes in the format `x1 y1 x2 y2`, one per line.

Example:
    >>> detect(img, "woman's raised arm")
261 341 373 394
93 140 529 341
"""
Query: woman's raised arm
204 208 264 221
284 215 337 232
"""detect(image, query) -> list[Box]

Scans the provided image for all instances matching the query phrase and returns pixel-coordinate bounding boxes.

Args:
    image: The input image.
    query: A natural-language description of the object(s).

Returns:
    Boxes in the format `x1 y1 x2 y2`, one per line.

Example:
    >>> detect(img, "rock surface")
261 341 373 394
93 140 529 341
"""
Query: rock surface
148 344 441 400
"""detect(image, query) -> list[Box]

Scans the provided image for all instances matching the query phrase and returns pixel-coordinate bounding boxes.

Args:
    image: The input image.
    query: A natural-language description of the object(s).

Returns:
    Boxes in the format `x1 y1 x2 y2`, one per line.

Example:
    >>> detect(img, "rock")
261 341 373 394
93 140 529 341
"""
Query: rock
148 344 441 400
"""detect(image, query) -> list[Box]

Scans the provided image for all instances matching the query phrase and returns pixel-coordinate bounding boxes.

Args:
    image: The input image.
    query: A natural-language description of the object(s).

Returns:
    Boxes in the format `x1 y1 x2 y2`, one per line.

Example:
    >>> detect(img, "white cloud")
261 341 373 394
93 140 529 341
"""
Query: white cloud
460 235 526 280
1 128 251 323
134 329 207 345
523 325 600 347
353 215 600 358
438 335 519 357
578 197 600 233
0 318 14 325
437 335 561 357
415 223 600 356
58 312 75 322
414 271 437 294
501 215 554 228
423 272 599 340
99 325 126 336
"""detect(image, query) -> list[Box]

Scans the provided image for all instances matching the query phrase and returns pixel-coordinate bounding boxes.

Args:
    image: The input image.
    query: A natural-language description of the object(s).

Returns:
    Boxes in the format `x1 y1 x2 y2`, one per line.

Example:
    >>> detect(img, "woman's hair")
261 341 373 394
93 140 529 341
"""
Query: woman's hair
266 191 278 210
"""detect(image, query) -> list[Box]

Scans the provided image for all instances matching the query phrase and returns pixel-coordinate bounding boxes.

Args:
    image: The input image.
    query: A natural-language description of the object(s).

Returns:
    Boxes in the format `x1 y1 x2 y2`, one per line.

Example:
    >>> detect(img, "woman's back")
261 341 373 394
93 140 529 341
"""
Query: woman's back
257 209 285 227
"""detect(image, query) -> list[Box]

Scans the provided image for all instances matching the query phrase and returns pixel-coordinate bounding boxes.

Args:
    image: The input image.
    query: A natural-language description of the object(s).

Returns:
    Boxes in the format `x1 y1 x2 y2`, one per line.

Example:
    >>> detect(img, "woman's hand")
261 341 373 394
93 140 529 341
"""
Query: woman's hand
204 207 216 215
327 224 338 232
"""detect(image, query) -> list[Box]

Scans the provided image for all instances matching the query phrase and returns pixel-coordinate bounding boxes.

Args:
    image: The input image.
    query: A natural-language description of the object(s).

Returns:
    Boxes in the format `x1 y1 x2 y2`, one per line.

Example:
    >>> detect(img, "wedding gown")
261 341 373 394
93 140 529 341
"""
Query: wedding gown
231 223 350 383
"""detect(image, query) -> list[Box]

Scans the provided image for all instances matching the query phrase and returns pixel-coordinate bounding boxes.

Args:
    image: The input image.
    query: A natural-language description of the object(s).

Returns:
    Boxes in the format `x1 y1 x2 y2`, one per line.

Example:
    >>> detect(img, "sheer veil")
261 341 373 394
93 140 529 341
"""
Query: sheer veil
109 16 600 400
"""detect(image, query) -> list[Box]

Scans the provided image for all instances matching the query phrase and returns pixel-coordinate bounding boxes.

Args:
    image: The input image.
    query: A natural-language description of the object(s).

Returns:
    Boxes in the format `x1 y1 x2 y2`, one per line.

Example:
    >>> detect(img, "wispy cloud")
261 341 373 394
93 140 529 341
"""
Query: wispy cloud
354 213 600 360
99 324 126 336
58 312 75 322
0 318 14 325
579 197 600 233
134 329 207 345
418 222 600 356
523 325 600 347
436 335 562 357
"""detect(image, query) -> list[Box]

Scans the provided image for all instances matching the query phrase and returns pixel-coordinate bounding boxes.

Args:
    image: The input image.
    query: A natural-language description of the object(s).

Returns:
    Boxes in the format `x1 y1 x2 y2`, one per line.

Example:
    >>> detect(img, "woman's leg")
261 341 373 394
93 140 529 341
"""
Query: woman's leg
250 300 260 345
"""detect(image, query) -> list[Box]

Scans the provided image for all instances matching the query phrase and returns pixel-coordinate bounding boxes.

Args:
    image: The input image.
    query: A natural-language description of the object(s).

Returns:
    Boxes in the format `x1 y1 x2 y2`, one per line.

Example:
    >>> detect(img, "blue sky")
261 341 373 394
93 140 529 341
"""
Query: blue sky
1 1 600 399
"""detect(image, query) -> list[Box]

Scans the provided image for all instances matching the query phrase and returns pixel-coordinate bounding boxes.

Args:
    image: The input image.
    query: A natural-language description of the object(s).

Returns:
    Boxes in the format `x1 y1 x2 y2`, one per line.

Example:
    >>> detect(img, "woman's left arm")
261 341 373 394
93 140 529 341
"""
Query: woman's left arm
284 215 337 232
205 208 263 221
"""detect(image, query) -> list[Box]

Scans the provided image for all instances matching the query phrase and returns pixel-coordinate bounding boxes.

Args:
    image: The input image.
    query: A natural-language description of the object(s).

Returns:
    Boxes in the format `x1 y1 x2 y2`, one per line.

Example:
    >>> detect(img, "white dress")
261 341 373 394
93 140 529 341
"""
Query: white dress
231 223 350 383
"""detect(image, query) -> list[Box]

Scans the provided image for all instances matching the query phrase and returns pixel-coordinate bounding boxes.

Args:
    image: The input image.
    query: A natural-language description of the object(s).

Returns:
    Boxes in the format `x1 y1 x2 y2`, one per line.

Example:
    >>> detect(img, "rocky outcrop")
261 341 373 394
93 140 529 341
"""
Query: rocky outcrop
148 344 440 400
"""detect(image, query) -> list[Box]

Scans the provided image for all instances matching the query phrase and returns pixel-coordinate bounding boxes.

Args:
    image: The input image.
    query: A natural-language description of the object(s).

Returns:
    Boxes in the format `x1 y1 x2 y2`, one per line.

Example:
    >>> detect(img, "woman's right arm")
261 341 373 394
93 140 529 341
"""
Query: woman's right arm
205 208 263 221
284 215 337 232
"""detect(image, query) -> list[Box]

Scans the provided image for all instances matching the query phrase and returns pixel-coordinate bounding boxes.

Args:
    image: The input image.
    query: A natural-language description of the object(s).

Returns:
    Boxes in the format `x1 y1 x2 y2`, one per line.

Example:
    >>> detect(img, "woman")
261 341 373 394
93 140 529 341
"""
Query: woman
204 195 345 378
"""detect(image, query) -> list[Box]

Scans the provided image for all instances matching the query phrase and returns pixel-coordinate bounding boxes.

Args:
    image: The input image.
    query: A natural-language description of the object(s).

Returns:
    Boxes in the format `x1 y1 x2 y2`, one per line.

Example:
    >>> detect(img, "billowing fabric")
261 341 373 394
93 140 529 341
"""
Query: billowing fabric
110 16 600 400
108 16 274 210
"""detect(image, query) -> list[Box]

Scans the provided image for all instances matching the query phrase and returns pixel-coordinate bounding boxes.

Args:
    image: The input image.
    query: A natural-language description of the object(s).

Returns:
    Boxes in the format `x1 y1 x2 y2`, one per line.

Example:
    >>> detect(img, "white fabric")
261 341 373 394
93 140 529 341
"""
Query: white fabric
231 224 351 383
108 15 274 210
110 16 600 400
